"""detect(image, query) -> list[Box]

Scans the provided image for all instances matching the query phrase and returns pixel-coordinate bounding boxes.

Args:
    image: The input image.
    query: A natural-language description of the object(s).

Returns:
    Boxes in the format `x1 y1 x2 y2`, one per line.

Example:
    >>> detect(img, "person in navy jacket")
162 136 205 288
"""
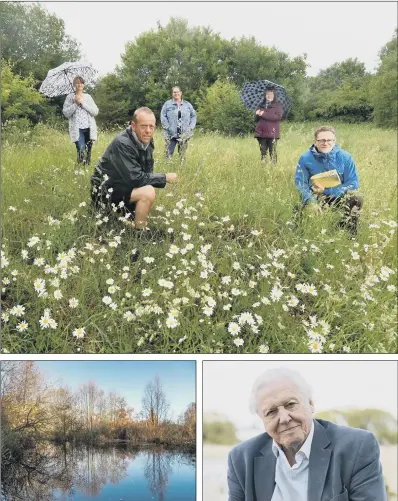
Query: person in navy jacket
294 126 363 234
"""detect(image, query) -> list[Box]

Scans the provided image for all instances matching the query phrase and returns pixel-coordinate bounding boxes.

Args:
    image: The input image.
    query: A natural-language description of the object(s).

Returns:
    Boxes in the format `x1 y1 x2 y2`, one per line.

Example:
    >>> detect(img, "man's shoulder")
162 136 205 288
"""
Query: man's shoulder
229 433 270 459
334 147 354 162
317 419 374 444
299 149 313 162
112 128 135 148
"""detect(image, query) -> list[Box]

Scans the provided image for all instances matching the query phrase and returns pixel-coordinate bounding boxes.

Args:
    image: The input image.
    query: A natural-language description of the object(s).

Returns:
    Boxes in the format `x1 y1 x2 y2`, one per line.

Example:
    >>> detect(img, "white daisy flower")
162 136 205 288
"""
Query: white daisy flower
16 320 29 332
73 327 86 338
102 296 112 305
166 316 179 329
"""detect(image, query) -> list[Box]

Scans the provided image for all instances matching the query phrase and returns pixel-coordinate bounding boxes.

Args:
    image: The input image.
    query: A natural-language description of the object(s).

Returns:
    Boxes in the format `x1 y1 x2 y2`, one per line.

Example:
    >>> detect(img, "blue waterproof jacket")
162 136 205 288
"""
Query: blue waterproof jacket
295 144 360 205
160 99 197 140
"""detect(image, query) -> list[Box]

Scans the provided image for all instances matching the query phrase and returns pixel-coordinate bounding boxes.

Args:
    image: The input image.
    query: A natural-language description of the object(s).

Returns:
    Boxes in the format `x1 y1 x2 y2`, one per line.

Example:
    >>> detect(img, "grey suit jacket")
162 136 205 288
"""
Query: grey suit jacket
227 419 386 501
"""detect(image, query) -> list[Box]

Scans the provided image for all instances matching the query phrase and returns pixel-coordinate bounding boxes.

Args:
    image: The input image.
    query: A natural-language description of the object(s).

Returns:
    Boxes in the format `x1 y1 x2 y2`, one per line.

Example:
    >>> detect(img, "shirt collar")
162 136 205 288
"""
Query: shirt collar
272 420 315 460
131 128 149 150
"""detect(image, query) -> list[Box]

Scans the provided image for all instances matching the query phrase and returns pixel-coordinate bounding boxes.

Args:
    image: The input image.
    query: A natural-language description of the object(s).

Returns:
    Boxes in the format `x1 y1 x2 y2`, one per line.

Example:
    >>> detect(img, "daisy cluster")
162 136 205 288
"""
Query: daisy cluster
1 189 397 354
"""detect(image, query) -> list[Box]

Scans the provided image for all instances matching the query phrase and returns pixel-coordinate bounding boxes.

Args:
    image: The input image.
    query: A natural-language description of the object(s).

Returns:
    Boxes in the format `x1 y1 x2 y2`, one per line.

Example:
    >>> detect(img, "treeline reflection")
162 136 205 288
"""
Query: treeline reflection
2 443 195 501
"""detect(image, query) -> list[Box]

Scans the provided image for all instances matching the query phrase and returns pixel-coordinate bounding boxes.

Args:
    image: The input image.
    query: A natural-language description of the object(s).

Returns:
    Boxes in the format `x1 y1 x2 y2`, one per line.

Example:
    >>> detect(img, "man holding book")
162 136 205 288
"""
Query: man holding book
294 126 363 234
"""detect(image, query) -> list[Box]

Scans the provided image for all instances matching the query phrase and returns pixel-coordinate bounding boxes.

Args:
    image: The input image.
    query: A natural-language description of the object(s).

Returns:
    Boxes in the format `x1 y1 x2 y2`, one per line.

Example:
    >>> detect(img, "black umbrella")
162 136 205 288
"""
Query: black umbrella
240 79 292 119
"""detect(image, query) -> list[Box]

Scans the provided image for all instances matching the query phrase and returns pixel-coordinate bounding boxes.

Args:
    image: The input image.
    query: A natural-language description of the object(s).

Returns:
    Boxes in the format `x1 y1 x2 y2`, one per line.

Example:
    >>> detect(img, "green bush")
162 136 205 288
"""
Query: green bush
203 420 239 445
1 60 44 124
197 80 254 135
371 30 398 128
317 408 398 445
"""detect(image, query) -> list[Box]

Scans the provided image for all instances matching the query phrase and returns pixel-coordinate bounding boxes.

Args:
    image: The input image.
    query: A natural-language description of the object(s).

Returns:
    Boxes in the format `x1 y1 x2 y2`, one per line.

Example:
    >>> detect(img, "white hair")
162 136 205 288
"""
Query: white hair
249 367 313 415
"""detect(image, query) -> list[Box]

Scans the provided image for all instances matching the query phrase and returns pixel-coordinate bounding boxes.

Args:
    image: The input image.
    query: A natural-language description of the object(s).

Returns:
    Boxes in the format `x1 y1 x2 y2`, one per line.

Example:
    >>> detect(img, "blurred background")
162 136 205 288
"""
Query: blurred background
203 361 398 501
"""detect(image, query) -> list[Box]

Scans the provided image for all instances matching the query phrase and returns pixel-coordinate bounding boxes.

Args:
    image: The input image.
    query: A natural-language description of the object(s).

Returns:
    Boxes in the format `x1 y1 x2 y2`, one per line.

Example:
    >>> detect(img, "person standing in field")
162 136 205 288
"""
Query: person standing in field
161 86 197 160
254 87 283 164
91 107 178 232
294 126 363 235
62 76 99 165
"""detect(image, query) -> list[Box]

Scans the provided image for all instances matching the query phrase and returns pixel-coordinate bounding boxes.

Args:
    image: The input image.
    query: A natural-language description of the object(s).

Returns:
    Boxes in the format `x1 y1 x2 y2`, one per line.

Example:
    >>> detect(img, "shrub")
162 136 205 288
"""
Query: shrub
203 420 238 445
198 80 254 135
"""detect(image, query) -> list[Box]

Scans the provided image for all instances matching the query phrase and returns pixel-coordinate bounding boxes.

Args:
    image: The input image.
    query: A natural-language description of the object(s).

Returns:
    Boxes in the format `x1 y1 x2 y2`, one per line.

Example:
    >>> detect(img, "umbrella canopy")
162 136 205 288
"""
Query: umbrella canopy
39 60 97 98
240 79 292 119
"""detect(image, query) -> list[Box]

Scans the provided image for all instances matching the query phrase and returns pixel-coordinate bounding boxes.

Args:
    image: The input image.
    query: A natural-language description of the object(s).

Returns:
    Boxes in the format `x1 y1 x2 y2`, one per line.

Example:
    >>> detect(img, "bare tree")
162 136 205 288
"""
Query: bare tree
142 377 170 428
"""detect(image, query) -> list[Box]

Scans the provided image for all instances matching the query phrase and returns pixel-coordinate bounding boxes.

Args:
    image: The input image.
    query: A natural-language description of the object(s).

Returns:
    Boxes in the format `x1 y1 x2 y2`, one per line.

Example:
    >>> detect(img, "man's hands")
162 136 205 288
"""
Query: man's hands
166 173 178 184
312 181 325 196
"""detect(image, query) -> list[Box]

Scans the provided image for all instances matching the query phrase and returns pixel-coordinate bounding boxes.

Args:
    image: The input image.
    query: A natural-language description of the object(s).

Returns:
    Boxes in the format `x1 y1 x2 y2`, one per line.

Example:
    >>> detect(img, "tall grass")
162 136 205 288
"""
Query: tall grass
1 122 397 353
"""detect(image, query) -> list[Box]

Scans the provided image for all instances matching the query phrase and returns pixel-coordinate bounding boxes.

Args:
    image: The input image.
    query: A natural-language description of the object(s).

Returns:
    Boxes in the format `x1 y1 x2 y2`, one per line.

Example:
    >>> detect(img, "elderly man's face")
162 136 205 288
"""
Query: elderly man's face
131 112 156 144
257 380 314 451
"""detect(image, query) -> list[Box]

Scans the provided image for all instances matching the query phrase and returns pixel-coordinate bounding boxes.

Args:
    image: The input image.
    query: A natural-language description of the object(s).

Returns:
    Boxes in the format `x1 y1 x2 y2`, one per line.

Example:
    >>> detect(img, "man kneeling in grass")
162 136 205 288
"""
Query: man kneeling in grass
91 107 178 232
294 126 363 235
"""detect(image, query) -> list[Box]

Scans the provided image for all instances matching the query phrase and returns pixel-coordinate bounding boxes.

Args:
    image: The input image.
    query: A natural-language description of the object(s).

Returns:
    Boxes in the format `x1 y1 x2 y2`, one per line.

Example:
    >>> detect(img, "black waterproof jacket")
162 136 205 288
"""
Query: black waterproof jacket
91 127 166 198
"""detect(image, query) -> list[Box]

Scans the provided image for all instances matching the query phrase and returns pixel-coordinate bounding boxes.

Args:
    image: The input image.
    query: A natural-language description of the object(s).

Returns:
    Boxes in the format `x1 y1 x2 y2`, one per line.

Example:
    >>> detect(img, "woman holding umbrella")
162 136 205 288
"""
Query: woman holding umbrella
254 87 283 164
62 76 99 165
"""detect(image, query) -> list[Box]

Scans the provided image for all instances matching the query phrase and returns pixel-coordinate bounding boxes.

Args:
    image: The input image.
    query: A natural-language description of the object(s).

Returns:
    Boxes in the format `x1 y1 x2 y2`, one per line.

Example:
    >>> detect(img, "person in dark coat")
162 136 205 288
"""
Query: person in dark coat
254 87 283 164
91 107 178 230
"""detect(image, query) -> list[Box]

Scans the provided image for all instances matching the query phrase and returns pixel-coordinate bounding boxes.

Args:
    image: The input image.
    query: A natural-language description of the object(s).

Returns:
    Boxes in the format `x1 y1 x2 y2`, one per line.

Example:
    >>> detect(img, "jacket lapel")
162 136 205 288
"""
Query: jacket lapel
254 441 276 501
308 420 332 501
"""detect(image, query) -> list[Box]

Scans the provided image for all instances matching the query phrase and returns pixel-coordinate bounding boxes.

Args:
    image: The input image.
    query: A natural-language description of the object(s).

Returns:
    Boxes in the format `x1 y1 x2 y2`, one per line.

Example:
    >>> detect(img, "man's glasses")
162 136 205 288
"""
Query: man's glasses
316 139 335 144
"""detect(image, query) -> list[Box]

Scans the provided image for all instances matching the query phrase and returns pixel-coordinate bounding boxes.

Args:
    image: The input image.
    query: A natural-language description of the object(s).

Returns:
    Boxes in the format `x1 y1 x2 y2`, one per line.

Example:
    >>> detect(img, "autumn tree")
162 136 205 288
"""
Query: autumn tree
179 402 196 441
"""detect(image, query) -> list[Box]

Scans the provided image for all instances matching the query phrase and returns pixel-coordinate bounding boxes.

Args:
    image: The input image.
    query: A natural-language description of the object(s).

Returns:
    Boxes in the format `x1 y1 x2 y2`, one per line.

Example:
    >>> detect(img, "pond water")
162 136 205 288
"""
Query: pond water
2 443 196 501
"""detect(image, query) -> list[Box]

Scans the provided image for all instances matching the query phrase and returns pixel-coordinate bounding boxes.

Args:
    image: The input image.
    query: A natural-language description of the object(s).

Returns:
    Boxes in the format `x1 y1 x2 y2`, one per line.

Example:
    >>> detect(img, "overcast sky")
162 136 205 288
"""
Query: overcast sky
203 361 397 439
44 1 397 78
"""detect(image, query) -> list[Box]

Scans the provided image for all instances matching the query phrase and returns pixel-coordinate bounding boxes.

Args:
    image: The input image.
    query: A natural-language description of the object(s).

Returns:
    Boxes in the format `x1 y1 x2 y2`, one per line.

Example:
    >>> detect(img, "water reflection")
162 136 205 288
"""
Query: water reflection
1 443 195 501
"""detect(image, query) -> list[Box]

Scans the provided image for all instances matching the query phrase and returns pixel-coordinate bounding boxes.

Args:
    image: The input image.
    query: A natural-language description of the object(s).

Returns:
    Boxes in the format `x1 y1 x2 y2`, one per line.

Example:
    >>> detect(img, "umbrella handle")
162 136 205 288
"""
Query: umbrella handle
65 69 75 93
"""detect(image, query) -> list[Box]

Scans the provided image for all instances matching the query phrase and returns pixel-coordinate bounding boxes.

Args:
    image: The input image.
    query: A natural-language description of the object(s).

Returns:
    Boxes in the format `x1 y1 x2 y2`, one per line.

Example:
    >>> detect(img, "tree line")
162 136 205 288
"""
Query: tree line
1 2 396 135
1 361 196 469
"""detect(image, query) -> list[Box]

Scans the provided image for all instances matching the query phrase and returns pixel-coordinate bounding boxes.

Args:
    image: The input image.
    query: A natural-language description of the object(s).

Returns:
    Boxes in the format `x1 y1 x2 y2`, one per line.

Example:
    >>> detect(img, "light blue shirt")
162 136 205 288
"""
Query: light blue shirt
271 420 315 501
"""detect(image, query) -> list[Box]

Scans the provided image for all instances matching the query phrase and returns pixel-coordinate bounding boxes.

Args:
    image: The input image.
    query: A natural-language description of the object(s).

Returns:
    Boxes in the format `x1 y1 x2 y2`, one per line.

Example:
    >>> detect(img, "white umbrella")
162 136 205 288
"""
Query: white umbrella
39 60 97 97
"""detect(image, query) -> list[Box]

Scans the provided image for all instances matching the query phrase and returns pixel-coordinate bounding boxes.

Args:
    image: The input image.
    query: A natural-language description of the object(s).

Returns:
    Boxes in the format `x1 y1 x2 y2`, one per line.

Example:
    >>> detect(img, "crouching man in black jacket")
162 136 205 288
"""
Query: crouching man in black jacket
91 107 178 229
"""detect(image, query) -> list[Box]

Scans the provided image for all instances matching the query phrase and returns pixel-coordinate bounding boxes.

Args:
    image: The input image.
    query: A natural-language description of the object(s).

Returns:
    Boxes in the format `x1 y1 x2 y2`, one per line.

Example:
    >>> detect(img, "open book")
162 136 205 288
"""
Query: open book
310 169 341 189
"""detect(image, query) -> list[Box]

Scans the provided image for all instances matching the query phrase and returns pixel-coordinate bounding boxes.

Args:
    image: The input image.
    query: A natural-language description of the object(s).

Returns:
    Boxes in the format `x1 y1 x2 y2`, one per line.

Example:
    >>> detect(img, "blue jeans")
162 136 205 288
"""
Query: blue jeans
74 128 92 164
166 137 189 159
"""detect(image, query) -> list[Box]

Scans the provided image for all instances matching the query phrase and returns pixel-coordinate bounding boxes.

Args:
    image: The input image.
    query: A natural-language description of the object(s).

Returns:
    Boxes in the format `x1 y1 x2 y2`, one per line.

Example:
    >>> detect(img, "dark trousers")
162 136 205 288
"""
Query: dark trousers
256 137 278 163
322 192 364 234
295 192 364 235
166 137 189 159
75 128 93 164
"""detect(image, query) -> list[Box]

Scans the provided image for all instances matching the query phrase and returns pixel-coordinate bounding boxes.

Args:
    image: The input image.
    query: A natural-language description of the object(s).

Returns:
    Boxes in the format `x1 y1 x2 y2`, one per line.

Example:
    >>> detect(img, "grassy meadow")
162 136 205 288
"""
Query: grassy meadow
1 122 397 354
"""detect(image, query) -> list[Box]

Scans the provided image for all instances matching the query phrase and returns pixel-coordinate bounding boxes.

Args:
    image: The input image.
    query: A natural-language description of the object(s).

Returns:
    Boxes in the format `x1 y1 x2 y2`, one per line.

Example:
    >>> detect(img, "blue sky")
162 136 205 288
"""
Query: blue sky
37 361 195 419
